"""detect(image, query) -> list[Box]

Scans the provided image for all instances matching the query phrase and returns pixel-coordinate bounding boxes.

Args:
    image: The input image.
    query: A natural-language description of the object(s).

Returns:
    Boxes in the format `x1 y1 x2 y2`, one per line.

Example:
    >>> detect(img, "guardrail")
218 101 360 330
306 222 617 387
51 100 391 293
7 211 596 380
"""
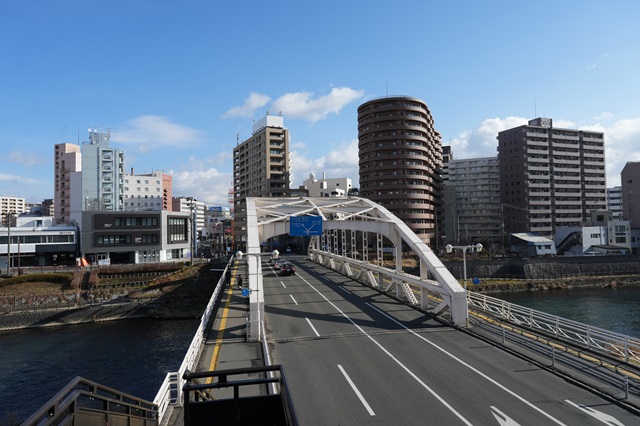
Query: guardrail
22 376 158 426
153 257 235 423
467 292 640 365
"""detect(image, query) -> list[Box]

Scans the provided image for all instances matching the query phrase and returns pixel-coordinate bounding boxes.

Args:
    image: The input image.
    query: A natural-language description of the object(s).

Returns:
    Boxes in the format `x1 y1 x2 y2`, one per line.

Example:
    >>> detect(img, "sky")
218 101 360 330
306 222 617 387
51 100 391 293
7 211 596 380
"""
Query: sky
2 1 640 206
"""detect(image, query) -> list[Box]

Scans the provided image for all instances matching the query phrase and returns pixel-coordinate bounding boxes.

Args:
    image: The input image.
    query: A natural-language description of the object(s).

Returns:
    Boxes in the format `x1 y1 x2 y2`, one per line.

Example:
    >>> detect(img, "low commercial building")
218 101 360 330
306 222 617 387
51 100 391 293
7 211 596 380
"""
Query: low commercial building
80 210 192 265
510 233 557 257
0 216 77 268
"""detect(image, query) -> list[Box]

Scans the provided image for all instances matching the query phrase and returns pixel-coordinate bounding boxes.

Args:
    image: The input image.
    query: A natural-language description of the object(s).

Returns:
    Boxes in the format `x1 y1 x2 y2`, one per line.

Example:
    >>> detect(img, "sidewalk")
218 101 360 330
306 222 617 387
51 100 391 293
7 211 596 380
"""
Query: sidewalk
164 259 264 425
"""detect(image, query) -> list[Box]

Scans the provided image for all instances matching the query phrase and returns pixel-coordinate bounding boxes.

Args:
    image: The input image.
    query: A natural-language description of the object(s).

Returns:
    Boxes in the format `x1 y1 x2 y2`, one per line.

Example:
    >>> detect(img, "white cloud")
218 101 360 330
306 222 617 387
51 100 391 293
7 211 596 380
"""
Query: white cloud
290 139 360 188
448 116 528 158
272 87 364 123
9 150 47 166
111 115 205 152
223 92 271 119
169 157 233 206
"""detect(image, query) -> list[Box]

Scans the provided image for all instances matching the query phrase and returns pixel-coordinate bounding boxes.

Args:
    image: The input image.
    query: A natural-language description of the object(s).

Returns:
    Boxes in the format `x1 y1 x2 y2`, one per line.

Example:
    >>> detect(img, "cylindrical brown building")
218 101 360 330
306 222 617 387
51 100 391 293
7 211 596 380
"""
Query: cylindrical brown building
357 96 442 246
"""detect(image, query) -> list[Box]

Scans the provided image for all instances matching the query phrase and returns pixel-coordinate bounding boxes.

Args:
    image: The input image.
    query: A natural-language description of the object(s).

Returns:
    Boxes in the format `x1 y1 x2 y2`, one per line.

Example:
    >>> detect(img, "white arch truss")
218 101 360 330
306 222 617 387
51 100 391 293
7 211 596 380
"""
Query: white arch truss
244 196 467 340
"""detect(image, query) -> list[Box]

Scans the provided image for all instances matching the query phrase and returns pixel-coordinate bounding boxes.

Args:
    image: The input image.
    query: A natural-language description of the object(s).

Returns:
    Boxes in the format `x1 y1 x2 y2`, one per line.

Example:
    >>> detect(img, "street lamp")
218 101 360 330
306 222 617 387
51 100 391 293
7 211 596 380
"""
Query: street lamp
445 242 483 326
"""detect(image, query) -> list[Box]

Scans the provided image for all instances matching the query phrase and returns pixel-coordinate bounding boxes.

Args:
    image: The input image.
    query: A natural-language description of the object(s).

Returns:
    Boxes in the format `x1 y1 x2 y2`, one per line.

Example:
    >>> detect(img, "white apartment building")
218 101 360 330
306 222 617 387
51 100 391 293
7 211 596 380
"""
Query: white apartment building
124 171 165 211
607 186 623 220
81 129 125 213
303 173 352 197
0 197 26 226
442 156 501 245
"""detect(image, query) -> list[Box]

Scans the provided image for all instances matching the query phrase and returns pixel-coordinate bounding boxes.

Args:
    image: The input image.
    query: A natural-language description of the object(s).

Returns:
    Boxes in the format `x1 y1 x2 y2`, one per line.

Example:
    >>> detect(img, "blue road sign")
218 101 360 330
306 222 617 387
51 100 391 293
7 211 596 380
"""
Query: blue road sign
241 288 250 297
472 277 480 285
290 215 323 236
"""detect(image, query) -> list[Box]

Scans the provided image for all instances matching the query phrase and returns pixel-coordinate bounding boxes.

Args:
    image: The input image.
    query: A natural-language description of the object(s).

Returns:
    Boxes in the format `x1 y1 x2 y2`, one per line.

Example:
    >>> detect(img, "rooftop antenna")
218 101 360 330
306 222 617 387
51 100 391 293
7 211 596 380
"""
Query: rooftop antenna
236 133 239 146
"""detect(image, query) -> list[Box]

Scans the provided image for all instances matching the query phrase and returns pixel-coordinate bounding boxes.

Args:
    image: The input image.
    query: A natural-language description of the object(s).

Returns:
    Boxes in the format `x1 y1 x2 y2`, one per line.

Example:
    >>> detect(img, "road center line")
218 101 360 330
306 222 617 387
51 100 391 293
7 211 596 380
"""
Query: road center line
367 303 568 426
298 275 473 425
338 364 375 416
281 281 287 288
289 294 298 305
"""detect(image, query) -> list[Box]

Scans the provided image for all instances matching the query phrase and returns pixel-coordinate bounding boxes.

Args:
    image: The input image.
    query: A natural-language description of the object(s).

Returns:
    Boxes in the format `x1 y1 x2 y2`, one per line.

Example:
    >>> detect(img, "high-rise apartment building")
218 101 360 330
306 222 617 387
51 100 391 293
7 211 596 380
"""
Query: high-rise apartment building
607 186 623 220
81 129 125 212
123 170 172 211
54 143 82 225
233 113 291 240
442 156 501 245
621 162 640 228
357 96 442 245
497 118 606 238
0 197 26 225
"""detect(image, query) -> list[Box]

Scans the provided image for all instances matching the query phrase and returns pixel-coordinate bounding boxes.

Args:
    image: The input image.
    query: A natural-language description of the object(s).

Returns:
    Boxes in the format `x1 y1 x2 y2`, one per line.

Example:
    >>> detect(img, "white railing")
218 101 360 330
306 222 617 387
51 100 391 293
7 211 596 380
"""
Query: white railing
153 257 234 423
467 292 640 365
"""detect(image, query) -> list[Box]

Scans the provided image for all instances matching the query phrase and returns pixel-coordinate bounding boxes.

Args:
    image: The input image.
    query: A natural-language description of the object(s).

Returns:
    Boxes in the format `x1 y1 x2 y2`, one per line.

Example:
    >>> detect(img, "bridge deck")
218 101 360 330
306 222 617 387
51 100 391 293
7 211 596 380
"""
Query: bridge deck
165 262 264 425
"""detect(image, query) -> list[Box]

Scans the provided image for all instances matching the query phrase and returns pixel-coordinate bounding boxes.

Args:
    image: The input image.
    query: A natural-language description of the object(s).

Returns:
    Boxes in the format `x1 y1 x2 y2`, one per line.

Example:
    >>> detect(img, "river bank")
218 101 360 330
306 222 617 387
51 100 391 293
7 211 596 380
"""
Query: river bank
470 274 640 294
0 263 224 330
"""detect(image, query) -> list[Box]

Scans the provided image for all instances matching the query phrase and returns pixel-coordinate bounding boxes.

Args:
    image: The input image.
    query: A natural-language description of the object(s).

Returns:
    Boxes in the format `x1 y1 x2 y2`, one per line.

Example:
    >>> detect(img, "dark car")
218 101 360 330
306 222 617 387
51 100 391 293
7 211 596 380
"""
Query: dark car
280 263 296 276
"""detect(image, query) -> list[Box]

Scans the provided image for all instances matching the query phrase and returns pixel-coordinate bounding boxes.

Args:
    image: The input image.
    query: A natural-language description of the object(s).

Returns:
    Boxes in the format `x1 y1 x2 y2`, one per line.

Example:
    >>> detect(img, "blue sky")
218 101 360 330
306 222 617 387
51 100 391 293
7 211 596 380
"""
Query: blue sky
2 1 640 206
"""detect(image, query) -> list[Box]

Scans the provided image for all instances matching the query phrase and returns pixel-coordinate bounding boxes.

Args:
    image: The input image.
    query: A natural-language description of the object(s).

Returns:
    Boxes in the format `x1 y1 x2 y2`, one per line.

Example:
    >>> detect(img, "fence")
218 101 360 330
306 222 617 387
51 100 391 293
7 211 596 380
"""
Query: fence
467 292 640 365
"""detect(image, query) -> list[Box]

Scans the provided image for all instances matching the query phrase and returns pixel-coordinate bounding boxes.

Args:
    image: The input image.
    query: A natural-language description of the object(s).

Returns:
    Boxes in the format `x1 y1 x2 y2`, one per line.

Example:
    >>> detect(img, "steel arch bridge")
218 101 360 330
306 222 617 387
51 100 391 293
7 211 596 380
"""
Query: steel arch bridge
241 196 467 341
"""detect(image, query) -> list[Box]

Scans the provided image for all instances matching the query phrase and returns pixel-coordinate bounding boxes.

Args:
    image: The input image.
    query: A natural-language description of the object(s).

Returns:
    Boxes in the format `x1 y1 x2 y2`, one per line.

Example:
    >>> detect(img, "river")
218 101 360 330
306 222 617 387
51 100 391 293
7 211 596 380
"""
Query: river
0 318 198 424
495 285 640 338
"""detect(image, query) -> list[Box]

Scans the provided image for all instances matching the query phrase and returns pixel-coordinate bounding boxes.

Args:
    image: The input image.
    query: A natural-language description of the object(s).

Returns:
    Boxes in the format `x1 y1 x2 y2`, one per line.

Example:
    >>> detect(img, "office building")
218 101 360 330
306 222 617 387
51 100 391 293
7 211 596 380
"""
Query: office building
54 143 82 225
81 129 125 213
497 117 606 239
357 96 442 245
124 170 173 211
233 113 291 242
442 156 501 245
80 210 191 264
621 161 640 228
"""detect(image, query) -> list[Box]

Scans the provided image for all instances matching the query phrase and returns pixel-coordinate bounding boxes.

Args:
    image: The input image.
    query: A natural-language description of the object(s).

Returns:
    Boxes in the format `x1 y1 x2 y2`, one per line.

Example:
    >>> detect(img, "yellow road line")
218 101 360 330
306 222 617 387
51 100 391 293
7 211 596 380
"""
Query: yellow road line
206 269 235 383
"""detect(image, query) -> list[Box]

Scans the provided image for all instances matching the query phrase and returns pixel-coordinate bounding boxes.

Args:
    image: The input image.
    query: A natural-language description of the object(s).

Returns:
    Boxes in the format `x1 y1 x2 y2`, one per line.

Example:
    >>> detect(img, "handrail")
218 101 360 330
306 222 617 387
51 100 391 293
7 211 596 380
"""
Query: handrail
153 256 235 422
22 376 158 426
467 292 640 365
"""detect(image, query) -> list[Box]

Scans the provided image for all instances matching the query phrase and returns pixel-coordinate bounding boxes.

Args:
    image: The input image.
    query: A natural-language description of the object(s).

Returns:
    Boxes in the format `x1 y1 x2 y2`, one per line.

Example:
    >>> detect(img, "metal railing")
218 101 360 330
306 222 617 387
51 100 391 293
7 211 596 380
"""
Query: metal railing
22 376 158 426
153 256 234 422
467 292 640 365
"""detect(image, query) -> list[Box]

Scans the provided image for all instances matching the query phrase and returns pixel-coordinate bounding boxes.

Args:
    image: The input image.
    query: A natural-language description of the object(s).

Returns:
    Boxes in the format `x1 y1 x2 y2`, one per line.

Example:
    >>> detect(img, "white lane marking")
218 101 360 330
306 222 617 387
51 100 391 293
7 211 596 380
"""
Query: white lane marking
490 406 522 426
281 281 287 288
367 303 568 426
305 317 320 337
338 364 375 416
338 286 352 294
565 400 625 425
289 294 298 305
297 275 473 425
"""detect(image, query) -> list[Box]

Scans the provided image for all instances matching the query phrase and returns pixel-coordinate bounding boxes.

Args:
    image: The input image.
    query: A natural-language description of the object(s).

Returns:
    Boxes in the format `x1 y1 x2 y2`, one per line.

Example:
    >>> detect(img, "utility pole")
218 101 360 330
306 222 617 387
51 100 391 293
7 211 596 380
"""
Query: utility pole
5 212 12 275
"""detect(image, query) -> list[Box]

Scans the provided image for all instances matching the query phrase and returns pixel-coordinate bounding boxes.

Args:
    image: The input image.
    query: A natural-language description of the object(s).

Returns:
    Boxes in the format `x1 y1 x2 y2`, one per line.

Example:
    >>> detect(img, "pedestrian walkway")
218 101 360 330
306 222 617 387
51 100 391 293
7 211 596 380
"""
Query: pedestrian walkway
164 259 265 425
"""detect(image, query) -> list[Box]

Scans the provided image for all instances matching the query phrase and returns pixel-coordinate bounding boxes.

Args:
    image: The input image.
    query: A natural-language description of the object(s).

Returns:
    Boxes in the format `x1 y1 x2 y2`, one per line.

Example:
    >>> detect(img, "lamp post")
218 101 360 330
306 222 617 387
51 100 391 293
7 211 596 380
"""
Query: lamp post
445 242 483 326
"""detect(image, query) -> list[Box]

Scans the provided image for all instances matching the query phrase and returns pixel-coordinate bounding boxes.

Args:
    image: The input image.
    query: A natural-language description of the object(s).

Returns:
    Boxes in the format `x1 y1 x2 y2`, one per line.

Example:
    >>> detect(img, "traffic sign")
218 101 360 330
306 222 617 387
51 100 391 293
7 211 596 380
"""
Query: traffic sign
290 215 323 236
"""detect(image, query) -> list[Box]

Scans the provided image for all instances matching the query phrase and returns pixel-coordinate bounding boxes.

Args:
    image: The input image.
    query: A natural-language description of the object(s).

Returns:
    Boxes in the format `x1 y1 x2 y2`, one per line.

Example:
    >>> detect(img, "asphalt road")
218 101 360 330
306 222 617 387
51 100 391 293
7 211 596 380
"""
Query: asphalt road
263 257 639 425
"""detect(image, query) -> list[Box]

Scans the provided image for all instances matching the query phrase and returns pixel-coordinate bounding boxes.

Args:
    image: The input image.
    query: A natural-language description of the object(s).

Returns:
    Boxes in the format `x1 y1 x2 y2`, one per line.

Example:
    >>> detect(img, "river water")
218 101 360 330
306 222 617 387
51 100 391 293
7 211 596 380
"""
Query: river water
495 285 640 338
0 318 198 423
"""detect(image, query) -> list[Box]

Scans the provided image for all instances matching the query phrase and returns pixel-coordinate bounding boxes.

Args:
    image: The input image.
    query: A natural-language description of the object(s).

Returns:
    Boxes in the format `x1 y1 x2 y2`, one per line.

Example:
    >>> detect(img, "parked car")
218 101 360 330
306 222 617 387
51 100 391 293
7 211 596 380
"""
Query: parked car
280 263 296 276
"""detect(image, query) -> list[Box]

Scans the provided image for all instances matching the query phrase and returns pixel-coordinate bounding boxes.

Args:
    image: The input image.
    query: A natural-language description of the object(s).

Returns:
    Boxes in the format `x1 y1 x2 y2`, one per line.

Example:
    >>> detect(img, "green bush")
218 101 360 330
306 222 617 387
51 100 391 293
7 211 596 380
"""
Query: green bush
0 273 73 287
